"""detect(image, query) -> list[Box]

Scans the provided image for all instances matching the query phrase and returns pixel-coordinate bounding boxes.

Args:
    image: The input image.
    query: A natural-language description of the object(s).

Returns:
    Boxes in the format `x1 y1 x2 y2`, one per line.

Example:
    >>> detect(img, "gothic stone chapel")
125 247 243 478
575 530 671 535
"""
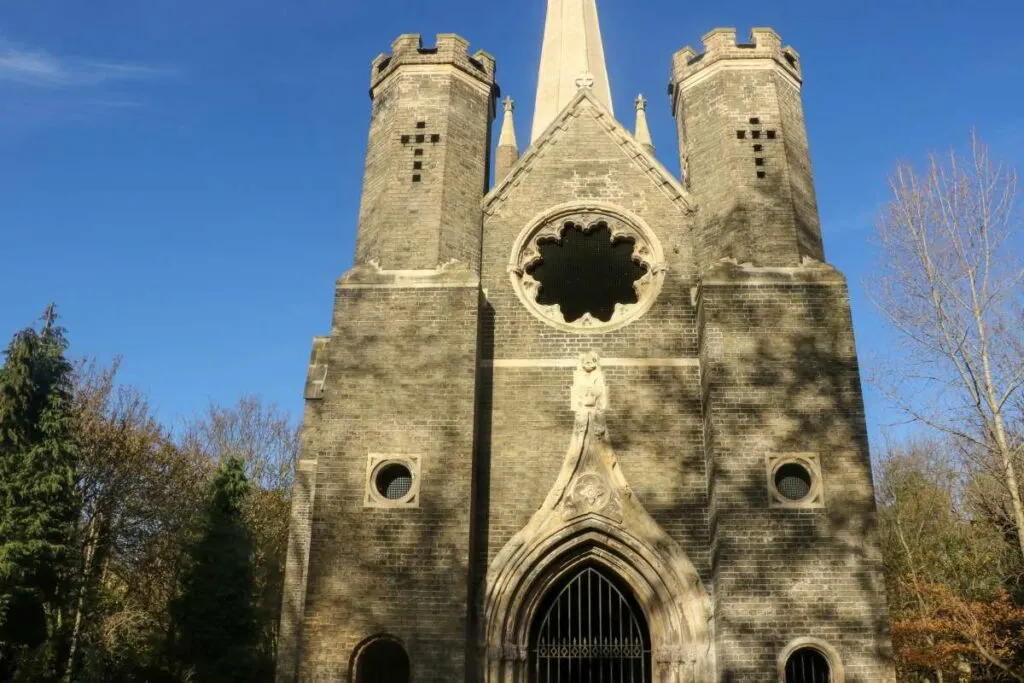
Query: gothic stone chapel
275 1 895 681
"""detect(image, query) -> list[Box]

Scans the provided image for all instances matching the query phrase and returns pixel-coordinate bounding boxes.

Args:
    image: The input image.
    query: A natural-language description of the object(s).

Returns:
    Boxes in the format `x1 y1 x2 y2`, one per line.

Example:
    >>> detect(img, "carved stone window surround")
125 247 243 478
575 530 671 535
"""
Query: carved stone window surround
765 452 825 509
507 201 667 334
364 454 421 509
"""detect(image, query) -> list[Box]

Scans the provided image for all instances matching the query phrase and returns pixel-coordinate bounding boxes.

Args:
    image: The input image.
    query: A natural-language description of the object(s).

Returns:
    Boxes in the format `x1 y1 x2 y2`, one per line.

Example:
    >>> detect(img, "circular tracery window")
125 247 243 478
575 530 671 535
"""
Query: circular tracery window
508 203 666 333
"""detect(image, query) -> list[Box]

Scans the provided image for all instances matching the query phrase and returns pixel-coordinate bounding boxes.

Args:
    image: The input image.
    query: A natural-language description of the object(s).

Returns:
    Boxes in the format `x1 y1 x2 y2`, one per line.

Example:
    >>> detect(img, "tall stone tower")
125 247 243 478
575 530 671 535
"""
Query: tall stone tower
277 3 895 682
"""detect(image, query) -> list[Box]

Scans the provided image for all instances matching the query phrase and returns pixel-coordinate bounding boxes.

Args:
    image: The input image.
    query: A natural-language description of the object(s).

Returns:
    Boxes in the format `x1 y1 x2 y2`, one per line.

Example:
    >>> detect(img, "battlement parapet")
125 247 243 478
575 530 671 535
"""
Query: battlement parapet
670 27 800 103
371 33 496 91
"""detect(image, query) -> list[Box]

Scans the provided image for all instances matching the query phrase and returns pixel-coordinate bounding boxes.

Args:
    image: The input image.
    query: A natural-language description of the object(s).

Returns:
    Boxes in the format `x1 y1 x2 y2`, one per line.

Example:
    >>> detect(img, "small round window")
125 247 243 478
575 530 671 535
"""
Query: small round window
509 203 666 333
375 463 414 501
774 463 813 502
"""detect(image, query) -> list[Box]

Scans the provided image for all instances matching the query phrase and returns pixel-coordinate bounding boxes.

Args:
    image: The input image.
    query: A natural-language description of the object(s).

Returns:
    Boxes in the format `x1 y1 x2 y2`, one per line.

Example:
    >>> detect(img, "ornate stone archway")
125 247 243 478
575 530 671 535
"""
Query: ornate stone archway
483 353 714 683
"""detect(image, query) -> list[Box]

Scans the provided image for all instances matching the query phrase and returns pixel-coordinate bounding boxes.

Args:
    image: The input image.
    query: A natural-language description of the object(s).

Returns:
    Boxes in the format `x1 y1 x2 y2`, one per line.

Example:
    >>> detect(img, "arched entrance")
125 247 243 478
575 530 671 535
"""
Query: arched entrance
783 647 831 683
353 636 410 683
530 565 651 682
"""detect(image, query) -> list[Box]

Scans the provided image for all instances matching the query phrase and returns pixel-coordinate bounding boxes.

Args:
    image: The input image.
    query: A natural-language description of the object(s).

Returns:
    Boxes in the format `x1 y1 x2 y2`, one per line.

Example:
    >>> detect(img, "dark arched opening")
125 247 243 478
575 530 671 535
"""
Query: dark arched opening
527 222 647 323
529 565 651 683
354 637 409 683
784 647 831 683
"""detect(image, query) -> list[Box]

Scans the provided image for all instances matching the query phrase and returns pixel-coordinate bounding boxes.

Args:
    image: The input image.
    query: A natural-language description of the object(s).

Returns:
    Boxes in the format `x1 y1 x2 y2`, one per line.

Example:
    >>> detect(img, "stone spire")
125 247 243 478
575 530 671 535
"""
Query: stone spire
634 94 654 155
496 96 520 181
531 0 613 142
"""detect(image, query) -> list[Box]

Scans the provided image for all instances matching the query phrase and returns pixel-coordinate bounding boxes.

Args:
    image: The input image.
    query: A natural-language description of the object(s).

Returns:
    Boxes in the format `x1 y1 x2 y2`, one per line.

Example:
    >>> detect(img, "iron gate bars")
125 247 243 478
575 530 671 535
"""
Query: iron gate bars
531 566 651 683
784 648 831 683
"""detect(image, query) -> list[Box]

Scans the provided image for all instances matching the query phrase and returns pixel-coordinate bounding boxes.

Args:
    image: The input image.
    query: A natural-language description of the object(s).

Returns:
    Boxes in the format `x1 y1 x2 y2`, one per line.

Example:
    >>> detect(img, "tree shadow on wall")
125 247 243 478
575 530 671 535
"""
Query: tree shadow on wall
284 287 490 683
693 266 892 683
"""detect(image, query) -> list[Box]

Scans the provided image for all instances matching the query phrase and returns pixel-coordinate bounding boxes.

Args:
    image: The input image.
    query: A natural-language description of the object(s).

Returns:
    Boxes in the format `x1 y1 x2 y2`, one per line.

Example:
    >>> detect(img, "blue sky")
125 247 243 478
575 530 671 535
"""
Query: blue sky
1 0 1022 447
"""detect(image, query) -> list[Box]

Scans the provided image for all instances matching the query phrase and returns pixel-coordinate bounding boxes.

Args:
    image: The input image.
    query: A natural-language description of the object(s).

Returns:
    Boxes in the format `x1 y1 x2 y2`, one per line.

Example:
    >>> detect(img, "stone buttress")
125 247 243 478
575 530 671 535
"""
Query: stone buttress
672 28 894 682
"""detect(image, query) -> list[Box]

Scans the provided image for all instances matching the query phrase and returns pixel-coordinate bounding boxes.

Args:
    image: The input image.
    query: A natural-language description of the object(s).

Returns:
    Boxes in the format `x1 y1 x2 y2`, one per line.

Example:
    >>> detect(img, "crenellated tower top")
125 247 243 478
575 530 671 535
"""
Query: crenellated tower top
371 33 496 93
670 28 800 110
353 32 497 273
668 27 823 268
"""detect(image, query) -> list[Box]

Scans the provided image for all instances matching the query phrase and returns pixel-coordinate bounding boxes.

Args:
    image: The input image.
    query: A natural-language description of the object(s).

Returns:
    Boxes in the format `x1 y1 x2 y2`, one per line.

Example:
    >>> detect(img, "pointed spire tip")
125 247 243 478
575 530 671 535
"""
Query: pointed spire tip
531 0 613 143
498 96 518 149
634 92 654 155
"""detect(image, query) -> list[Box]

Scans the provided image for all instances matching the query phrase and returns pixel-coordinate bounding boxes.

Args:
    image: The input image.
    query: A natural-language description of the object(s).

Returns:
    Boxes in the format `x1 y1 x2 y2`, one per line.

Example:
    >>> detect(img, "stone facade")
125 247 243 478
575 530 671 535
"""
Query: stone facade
276 21 894 683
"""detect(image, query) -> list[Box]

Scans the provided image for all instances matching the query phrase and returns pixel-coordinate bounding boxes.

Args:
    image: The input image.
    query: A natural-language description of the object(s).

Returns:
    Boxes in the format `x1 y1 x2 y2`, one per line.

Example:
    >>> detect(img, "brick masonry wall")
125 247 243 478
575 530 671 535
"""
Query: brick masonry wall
776 74 825 262
354 65 494 272
673 66 824 269
475 96 713 655
476 364 709 581
697 270 894 681
482 101 699 360
296 282 481 682
277 458 318 683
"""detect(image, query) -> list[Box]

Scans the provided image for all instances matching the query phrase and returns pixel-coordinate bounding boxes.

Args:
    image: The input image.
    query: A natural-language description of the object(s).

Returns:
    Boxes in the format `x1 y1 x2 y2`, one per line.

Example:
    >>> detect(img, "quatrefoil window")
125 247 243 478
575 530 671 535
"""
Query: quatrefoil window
508 203 666 333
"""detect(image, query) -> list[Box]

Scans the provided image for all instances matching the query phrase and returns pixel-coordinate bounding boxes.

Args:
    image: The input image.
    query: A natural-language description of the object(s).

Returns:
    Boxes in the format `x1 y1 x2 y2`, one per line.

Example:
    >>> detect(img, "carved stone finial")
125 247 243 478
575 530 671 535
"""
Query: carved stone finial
497 95 519 154
634 92 655 155
571 350 607 416
575 71 596 90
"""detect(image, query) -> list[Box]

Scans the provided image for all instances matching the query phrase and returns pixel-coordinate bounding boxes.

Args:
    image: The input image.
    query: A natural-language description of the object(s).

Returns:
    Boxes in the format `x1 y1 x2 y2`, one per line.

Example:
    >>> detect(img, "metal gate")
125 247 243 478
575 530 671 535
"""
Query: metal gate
784 647 830 683
531 566 651 683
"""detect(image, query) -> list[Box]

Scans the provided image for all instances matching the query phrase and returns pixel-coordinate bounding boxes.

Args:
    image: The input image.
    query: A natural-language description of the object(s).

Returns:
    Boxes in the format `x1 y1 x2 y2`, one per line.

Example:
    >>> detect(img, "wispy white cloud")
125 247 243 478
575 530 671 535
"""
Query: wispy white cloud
0 38 173 140
0 39 171 87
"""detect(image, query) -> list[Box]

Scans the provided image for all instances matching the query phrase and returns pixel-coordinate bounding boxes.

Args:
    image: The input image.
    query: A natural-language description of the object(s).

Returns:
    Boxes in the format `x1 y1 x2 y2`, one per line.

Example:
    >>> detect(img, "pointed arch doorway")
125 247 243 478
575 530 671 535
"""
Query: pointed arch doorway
530 564 651 683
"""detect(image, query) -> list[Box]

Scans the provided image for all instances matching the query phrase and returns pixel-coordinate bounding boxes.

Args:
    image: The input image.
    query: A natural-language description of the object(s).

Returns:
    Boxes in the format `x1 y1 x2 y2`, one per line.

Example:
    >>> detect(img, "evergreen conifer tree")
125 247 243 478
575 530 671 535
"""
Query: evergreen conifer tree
0 306 79 680
171 456 259 682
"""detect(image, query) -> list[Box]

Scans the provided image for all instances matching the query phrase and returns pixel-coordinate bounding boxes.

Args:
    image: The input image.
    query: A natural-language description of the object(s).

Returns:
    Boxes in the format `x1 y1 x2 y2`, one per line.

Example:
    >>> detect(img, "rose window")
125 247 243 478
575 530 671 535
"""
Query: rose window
508 205 666 332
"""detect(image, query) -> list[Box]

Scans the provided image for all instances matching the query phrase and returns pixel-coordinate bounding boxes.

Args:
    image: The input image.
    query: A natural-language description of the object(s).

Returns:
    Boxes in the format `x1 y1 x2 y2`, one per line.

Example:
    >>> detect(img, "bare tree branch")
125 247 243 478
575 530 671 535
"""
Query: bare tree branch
869 132 1024 558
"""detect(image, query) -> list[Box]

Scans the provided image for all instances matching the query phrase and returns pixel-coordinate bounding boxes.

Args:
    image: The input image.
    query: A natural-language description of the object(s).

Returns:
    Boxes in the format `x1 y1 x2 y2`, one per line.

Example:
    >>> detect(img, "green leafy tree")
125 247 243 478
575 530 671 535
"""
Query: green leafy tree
0 306 79 680
181 396 298 676
171 456 259 682
66 361 210 683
